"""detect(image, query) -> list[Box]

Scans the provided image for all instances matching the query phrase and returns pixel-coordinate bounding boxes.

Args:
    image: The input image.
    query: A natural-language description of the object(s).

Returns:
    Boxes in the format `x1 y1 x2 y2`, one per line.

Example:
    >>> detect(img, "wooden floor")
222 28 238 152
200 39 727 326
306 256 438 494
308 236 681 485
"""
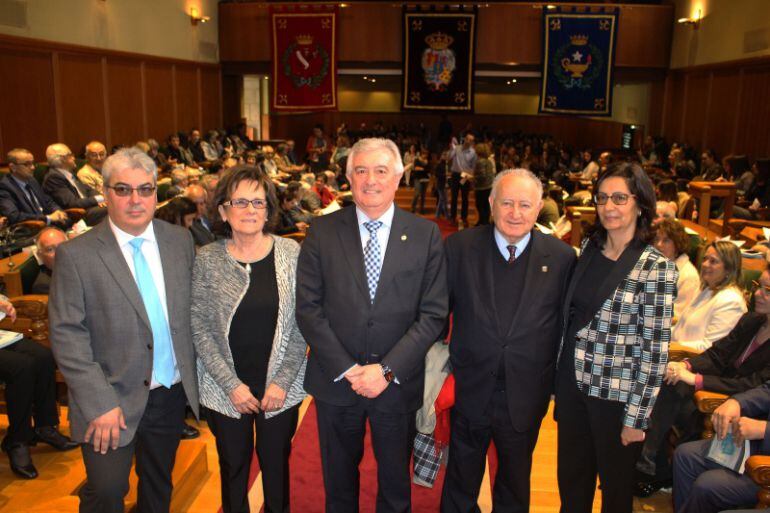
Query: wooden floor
0 400 673 513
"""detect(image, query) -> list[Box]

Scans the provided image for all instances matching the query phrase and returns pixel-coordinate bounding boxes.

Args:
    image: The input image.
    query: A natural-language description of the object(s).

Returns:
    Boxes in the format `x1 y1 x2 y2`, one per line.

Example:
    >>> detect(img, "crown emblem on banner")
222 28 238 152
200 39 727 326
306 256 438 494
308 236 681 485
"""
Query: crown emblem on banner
425 32 453 50
295 34 314 45
569 34 589 46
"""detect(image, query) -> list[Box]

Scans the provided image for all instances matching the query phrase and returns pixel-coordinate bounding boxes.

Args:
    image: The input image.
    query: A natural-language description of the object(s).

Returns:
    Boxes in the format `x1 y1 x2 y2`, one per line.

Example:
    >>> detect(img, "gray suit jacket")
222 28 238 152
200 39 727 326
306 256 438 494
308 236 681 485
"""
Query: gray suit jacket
49 220 199 445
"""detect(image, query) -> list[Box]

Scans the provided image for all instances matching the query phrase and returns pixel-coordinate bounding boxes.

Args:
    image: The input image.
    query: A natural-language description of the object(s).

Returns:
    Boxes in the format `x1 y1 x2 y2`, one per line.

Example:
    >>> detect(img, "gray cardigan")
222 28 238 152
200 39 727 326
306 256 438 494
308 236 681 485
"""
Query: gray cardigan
191 236 307 419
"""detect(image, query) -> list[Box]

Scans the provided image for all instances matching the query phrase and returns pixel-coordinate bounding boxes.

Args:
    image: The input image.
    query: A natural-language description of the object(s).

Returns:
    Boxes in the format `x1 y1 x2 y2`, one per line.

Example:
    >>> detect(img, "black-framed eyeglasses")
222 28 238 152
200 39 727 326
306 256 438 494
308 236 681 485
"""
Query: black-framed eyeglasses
106 184 157 197
752 280 770 294
224 198 268 210
594 192 635 205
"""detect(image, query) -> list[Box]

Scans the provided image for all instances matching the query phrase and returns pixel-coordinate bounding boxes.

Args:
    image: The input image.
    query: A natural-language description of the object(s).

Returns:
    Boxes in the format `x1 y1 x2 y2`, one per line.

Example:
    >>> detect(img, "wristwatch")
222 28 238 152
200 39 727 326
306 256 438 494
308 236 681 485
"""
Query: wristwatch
381 364 395 383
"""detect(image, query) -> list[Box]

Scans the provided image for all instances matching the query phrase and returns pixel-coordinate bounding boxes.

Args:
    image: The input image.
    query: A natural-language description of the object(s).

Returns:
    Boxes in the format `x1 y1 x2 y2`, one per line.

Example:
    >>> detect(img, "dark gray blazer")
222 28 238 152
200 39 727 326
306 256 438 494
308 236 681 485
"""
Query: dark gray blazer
49 220 199 445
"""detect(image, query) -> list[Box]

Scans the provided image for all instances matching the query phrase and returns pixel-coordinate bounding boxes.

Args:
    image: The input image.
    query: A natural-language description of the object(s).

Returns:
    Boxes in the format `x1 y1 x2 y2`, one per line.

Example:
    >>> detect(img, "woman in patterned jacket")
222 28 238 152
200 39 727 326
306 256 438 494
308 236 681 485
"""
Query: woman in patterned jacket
555 161 677 513
192 166 307 513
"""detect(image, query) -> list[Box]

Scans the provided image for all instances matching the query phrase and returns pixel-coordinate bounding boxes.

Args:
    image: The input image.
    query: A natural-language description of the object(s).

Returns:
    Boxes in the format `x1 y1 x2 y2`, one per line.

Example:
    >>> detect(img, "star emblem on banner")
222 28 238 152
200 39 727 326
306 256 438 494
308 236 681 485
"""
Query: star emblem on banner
594 98 606 109
321 93 332 104
572 50 583 62
550 19 561 31
410 91 421 103
599 19 611 30
411 20 422 31
277 18 287 30
547 96 557 107
454 92 466 103
321 18 330 29
457 20 468 32
277 94 288 105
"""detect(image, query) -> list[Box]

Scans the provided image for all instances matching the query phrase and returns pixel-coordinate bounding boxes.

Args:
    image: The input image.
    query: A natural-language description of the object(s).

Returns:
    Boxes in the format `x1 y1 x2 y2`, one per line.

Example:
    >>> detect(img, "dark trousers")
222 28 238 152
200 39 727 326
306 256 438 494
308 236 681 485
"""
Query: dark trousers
637 382 700 480
474 189 491 225
207 404 300 513
315 399 415 513
555 368 640 513
673 439 758 513
435 185 448 219
411 179 429 214
0 339 59 445
441 388 541 513
449 174 470 222
79 383 186 513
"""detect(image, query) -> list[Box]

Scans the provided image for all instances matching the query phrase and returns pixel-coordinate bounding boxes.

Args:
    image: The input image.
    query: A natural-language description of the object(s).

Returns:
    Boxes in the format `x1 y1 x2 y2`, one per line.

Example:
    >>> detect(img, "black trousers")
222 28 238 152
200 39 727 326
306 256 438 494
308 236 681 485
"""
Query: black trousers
79 383 186 513
207 404 300 513
449 174 470 222
315 399 415 513
0 339 59 445
555 368 641 513
441 388 542 513
474 189 491 225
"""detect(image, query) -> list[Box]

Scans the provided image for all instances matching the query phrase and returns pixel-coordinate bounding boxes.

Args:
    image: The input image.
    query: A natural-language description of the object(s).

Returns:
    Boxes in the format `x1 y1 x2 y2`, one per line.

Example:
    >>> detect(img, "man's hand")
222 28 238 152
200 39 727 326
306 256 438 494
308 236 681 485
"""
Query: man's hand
620 426 645 446
296 222 309 232
713 398 742 440
228 384 261 414
0 299 16 322
344 364 363 384
85 407 126 454
48 210 69 223
350 364 389 399
733 417 768 446
261 383 287 412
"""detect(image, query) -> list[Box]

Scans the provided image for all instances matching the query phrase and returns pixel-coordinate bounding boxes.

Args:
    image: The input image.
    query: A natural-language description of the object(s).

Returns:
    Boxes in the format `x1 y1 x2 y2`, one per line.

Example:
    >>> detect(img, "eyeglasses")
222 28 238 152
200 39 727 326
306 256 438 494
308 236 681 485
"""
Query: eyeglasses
594 192 635 205
224 198 268 209
106 184 157 197
752 280 770 294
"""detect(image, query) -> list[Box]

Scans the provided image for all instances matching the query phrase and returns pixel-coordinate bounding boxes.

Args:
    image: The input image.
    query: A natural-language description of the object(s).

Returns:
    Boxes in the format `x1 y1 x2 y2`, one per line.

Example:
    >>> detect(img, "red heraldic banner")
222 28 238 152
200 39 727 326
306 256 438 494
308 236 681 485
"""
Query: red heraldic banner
271 5 338 111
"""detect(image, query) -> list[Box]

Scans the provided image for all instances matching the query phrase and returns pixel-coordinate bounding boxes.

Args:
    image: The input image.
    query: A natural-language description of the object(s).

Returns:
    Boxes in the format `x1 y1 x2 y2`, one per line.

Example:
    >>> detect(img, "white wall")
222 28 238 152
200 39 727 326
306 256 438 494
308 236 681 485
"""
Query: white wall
671 0 770 68
0 0 219 62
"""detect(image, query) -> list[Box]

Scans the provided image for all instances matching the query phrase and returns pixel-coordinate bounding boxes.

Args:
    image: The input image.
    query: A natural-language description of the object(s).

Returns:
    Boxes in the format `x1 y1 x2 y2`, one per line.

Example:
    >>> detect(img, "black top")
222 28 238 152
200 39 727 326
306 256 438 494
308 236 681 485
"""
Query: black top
228 247 279 398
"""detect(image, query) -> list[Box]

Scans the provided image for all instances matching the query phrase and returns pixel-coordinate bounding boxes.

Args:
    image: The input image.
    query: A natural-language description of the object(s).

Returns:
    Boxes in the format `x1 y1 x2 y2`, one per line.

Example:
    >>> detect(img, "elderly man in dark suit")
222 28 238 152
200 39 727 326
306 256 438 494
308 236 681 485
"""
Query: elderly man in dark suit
441 169 576 513
296 137 448 513
49 147 199 513
0 148 69 227
42 143 107 226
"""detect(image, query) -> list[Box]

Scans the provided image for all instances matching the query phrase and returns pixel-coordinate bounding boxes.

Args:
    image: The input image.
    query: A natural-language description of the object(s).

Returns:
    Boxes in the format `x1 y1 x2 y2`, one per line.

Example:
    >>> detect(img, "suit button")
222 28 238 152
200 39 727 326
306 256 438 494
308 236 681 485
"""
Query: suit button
147 344 152 350
367 321 374 327
143 379 150 386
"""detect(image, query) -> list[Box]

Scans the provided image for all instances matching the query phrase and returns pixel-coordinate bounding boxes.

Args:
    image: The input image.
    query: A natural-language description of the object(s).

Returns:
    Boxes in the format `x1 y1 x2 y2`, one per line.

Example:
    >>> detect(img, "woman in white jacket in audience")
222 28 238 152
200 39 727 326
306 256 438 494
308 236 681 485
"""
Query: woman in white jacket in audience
671 240 747 352
653 219 700 319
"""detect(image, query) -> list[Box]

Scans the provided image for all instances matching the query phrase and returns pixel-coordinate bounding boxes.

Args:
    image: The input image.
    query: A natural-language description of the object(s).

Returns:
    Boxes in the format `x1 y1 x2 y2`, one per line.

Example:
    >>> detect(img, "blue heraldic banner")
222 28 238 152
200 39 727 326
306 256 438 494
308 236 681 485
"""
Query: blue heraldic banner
402 10 476 111
540 8 618 116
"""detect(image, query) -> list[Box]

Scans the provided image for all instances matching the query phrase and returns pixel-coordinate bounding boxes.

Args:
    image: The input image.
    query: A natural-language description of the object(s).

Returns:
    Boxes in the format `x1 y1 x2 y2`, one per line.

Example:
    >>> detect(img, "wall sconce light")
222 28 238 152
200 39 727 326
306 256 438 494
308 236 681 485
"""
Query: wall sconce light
190 7 210 26
677 8 701 29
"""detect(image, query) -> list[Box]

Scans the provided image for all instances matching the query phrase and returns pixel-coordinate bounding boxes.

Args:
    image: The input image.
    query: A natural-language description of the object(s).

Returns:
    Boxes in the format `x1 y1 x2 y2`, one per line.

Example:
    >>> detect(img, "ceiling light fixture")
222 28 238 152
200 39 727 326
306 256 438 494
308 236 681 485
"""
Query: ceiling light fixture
190 7 210 26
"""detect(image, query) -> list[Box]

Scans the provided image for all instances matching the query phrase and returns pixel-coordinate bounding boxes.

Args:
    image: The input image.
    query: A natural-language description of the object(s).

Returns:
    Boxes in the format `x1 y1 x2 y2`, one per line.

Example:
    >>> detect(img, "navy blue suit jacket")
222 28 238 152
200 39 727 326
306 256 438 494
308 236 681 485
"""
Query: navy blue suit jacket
0 174 61 224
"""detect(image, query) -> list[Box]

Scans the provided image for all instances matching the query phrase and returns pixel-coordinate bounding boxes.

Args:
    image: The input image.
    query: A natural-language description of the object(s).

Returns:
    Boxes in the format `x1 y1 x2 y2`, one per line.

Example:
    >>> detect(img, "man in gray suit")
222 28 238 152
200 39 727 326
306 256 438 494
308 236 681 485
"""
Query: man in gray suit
49 147 199 513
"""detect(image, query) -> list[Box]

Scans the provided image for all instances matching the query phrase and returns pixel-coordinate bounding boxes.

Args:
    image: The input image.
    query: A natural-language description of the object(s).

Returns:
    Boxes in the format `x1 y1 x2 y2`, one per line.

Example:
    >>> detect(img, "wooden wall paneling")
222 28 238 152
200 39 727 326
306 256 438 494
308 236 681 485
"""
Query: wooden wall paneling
221 75 243 130
663 72 685 142
144 63 176 143
703 69 740 158
175 65 200 132
680 72 709 149
218 3 270 62
646 77 666 136
200 67 223 131
476 5 540 65
0 47 58 159
615 5 672 68
734 66 770 159
100 57 112 147
339 4 401 62
106 58 145 147
57 53 107 154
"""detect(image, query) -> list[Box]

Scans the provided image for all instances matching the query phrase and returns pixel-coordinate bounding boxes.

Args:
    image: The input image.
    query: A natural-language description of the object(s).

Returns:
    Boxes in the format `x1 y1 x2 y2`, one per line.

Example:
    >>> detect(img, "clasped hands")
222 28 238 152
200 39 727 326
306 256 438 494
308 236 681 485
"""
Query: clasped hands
229 383 287 415
712 398 768 446
346 364 388 399
665 361 696 386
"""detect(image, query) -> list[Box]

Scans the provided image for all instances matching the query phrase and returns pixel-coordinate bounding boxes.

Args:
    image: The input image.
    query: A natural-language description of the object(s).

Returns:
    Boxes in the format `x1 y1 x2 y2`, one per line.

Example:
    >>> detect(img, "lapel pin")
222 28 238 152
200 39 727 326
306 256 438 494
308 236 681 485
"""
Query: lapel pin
541 266 548 273
401 234 407 241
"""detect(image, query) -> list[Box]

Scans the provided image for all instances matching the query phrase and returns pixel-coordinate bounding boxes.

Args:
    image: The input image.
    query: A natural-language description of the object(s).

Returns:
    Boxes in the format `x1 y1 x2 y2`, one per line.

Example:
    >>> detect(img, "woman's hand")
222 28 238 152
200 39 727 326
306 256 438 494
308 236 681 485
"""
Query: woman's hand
228 384 261 414
0 299 16 322
620 426 645 446
261 383 287 412
665 361 687 385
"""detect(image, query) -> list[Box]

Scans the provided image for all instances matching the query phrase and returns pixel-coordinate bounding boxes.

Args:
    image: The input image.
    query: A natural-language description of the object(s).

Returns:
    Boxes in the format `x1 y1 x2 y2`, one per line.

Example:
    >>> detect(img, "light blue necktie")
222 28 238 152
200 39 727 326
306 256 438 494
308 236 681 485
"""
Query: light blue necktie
129 238 174 388
363 220 383 303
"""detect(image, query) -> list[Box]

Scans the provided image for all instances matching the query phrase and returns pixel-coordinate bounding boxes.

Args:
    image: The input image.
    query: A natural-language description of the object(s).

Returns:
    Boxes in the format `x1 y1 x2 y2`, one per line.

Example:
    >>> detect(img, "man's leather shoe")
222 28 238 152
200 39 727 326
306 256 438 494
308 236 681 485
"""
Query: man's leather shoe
181 423 200 440
2 442 38 479
33 426 79 451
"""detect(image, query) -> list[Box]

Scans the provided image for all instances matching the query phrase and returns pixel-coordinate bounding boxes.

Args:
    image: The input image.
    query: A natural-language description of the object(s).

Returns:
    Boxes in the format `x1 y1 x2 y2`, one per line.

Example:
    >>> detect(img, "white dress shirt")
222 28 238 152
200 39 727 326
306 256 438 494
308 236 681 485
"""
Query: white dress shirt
356 202 395 271
672 284 747 352
494 228 531 261
109 219 180 388
674 253 700 319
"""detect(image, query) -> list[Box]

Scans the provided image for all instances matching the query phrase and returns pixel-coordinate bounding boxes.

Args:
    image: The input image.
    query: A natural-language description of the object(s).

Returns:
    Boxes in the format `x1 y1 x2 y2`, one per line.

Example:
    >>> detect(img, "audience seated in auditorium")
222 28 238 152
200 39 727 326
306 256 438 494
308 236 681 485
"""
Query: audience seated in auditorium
698 149 724 181
155 195 197 229
201 130 224 162
164 133 194 166
656 179 680 220
276 188 309 236
311 173 335 209
42 143 107 226
165 167 189 200
31 226 67 295
672 241 747 352
653 219 700 319
77 141 106 195
145 138 166 167
188 129 208 164
185 183 217 248
0 148 69 227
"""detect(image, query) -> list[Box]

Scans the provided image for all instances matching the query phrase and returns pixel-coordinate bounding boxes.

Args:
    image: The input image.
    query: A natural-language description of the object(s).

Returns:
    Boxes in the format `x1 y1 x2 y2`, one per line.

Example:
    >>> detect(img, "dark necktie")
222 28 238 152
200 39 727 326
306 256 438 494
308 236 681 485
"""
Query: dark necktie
25 183 43 213
507 244 516 264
